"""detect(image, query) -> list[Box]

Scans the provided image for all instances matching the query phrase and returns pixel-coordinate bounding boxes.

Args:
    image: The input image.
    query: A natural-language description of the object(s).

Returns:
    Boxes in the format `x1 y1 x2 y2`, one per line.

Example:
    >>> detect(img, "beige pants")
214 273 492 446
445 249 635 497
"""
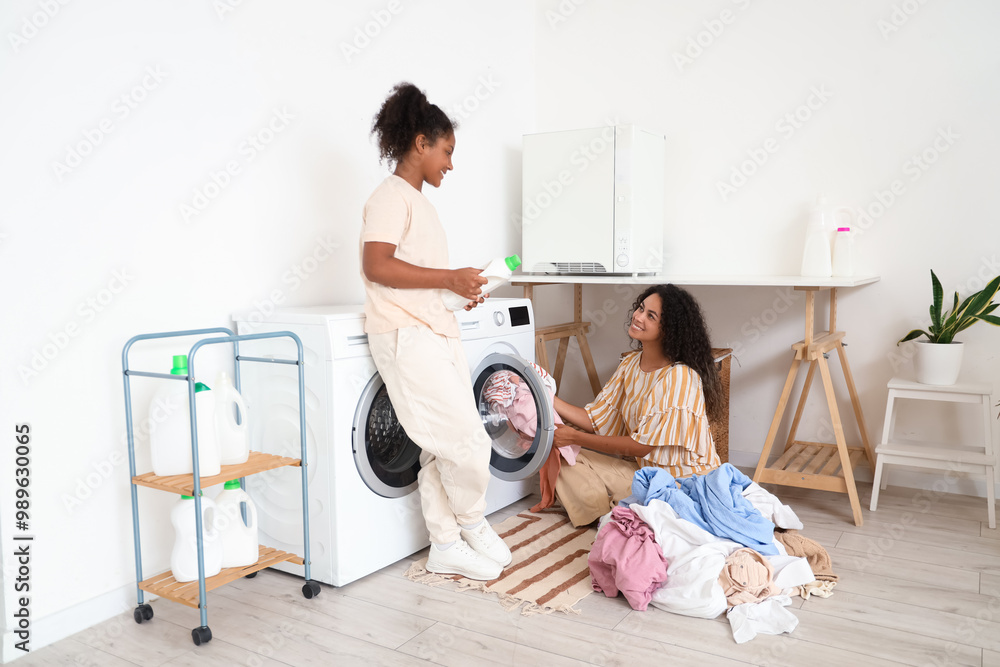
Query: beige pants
368 326 492 544
555 450 641 527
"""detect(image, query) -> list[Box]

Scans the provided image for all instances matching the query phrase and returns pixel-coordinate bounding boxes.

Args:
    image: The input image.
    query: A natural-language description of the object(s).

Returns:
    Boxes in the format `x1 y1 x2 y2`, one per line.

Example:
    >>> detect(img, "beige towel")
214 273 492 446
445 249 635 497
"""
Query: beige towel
773 529 837 582
773 529 838 599
718 548 782 607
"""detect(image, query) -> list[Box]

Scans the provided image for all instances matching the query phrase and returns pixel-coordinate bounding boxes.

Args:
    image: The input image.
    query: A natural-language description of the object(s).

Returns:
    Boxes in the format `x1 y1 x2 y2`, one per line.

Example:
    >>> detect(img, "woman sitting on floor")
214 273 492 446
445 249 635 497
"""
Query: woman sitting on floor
551 284 725 527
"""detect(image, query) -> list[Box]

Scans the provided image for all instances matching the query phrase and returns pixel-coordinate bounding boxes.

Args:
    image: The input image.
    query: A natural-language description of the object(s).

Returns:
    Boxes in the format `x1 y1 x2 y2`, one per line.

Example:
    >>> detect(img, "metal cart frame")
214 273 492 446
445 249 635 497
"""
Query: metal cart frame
122 327 318 646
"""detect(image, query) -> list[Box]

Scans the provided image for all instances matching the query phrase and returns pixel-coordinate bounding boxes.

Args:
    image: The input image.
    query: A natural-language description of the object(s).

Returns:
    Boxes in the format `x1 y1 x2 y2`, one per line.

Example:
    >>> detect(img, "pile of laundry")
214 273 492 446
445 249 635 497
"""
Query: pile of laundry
588 463 837 643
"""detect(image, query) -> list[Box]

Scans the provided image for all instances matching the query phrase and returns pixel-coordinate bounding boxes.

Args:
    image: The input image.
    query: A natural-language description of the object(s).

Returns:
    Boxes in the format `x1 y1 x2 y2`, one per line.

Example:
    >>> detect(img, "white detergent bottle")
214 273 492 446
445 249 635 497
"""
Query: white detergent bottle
441 254 522 311
215 371 250 465
150 355 221 478
832 226 855 277
170 494 223 582
800 197 833 278
215 480 259 568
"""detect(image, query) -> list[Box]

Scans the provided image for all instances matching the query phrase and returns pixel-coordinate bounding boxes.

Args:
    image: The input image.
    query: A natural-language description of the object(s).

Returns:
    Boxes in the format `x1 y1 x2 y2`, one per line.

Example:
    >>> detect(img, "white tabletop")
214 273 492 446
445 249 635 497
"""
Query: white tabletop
510 274 881 288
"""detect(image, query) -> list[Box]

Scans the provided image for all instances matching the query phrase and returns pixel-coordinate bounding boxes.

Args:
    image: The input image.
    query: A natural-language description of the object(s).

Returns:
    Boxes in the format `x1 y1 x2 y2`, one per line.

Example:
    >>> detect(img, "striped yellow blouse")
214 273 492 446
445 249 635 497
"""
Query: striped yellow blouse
584 351 720 478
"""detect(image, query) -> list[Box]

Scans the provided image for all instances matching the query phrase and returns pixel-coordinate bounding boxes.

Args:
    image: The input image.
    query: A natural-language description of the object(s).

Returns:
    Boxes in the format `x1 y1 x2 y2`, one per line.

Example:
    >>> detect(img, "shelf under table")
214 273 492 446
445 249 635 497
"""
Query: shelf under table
132 451 301 495
139 545 305 608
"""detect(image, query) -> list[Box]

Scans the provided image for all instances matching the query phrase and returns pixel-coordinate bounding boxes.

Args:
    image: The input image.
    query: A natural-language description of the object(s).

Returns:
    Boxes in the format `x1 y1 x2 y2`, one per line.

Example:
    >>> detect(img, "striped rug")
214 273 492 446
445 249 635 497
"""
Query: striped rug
403 508 598 615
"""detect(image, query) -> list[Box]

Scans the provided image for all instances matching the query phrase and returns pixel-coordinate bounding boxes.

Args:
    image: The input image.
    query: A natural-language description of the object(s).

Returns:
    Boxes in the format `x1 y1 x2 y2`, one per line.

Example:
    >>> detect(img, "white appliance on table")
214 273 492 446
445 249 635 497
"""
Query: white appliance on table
521 124 665 275
231 298 554 587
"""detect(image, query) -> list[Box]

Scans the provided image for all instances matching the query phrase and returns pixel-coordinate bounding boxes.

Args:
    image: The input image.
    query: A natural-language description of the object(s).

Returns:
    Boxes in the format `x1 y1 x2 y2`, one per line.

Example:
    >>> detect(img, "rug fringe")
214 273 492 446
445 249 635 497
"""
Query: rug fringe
403 561 455 588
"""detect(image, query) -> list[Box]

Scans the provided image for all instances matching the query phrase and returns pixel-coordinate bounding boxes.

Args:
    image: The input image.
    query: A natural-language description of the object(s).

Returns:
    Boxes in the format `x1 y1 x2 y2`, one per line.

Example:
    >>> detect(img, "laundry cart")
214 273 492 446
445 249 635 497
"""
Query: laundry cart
121 327 320 646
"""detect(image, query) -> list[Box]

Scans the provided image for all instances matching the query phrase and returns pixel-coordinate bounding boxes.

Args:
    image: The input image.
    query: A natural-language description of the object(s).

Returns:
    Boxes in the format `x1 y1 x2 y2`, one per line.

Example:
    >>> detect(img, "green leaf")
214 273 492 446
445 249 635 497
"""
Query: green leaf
930 270 943 328
966 275 1000 318
898 329 931 344
976 314 1000 326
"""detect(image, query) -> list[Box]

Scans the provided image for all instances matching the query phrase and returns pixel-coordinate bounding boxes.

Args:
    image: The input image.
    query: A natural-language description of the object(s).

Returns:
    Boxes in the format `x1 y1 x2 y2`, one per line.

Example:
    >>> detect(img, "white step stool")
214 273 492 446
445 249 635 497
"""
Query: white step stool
870 376 996 528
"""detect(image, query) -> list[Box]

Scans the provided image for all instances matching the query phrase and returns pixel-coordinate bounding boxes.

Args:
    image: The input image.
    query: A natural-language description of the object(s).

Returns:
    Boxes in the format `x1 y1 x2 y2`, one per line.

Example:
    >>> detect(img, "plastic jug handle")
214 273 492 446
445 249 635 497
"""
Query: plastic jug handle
246 499 257 530
231 390 248 429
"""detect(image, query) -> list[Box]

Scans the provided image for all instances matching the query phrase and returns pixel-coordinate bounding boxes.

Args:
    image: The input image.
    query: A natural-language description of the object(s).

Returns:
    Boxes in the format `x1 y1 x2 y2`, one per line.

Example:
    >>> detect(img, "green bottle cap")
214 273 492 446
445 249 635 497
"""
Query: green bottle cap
224 480 241 490
505 254 522 271
171 355 188 375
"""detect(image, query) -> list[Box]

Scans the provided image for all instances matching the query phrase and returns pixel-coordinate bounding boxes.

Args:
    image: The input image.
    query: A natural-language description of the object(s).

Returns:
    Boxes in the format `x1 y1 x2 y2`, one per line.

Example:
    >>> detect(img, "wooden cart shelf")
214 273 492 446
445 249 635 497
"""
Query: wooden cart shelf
139 545 304 609
132 451 301 495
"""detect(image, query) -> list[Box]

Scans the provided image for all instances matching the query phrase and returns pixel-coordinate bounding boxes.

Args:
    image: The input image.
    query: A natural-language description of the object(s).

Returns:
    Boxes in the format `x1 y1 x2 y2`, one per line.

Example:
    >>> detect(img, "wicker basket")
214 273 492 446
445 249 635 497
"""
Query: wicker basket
709 348 733 464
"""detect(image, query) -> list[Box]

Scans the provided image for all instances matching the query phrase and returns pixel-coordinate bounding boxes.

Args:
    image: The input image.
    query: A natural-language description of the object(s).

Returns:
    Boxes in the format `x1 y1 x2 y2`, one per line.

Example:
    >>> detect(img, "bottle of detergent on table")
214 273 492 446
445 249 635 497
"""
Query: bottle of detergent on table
831 226 856 277
441 254 522 311
150 355 221 478
800 197 834 278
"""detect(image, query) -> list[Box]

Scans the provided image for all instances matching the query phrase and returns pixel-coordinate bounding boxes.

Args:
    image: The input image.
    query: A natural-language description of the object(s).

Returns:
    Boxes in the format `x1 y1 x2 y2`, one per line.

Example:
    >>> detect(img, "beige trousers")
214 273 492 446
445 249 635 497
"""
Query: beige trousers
368 326 492 544
555 449 640 527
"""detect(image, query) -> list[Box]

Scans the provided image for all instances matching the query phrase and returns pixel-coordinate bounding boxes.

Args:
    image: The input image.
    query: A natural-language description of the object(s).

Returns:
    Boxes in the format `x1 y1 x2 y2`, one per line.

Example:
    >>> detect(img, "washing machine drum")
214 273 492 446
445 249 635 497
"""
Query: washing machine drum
353 376 421 498
353 353 556 497
472 352 555 482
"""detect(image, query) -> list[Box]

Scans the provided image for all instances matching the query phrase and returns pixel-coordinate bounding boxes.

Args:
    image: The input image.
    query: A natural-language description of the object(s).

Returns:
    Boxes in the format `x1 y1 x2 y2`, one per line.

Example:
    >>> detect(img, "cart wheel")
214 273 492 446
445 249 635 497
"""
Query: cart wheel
133 604 153 624
192 626 212 646
245 571 258 579
302 580 321 599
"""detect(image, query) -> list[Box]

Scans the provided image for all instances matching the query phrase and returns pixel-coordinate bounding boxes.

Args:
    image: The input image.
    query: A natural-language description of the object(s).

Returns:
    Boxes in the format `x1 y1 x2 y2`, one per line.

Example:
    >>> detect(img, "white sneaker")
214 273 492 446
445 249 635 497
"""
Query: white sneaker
426 539 502 581
461 521 513 567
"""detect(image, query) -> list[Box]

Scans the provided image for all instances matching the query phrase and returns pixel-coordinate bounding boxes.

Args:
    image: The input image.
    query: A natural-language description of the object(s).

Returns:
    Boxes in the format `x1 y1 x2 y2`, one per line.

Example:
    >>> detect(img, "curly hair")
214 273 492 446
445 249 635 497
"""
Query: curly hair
371 82 456 166
627 284 724 424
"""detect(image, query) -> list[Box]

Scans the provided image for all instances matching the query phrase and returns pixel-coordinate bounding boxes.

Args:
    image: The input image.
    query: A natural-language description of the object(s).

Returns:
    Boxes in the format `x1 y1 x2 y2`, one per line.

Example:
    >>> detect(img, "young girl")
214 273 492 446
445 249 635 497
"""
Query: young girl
551 284 724 526
360 82 511 580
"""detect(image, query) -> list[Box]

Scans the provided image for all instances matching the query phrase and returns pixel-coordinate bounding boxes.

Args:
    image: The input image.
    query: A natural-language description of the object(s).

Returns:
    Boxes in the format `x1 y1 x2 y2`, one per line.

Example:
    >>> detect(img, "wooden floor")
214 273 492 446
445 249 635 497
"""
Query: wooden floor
20 478 1000 667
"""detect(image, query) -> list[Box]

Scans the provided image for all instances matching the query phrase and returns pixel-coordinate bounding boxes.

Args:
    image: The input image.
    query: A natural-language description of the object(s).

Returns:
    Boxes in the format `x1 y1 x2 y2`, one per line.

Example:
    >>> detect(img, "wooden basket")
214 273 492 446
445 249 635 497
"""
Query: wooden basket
710 348 732 464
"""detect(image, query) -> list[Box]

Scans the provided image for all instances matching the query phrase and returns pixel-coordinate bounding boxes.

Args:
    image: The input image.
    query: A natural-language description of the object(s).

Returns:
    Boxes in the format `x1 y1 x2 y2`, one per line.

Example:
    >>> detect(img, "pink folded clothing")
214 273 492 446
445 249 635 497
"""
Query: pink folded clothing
588 506 668 611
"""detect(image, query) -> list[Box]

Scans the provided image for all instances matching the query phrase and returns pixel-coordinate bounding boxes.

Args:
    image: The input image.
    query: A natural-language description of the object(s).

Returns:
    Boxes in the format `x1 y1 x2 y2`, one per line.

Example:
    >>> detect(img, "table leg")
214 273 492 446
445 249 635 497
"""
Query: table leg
818 353 864 526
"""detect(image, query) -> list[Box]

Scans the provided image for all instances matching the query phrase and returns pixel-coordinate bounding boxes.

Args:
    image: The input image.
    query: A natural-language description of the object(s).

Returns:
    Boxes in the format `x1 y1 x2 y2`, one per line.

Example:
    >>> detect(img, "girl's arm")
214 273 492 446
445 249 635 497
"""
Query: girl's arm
553 425 654 458
553 395 595 433
362 241 486 299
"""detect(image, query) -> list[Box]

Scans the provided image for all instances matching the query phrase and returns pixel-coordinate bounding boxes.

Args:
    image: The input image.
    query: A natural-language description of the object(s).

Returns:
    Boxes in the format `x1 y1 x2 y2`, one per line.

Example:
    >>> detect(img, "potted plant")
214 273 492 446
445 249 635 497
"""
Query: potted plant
897 270 1000 385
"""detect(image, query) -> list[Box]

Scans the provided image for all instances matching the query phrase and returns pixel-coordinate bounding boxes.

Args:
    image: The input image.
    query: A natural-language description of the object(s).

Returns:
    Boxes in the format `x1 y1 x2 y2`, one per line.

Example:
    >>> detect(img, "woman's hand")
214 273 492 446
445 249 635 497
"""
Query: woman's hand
553 424 580 448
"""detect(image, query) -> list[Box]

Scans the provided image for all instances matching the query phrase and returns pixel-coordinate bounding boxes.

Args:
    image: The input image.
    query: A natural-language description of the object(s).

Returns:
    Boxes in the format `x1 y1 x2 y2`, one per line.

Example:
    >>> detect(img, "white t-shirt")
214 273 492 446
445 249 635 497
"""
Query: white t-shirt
360 175 459 337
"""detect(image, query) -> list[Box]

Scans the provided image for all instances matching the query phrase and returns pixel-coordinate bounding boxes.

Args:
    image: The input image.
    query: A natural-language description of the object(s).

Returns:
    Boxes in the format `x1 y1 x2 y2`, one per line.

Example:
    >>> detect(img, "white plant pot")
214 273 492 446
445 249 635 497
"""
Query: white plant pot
913 341 964 385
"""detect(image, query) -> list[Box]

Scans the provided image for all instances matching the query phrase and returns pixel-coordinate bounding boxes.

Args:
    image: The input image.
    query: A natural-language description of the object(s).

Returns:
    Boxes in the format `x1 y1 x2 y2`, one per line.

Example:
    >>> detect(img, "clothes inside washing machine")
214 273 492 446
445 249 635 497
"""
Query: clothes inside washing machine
478 366 563 459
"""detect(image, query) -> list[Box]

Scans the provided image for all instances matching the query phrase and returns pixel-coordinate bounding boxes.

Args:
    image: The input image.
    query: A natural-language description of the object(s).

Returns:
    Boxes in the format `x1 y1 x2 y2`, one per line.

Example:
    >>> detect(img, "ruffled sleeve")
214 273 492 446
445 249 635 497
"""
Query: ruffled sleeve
584 352 636 437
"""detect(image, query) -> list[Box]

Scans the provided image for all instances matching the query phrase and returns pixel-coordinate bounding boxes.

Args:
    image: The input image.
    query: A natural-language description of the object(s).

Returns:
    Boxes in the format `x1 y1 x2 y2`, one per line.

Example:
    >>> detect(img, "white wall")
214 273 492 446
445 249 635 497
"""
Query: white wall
0 0 534 659
531 0 1000 489
3 0 999 659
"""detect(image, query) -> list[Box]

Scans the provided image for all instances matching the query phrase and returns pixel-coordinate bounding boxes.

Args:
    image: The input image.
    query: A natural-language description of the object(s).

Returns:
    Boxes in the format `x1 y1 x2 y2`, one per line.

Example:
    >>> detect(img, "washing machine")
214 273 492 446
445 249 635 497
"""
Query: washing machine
231 298 555 587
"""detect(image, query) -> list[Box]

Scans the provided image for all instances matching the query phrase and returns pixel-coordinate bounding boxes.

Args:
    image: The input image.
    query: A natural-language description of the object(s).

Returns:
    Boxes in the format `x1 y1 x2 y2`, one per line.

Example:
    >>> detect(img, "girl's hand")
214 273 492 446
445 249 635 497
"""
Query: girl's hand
552 424 579 448
445 268 488 301
463 292 490 311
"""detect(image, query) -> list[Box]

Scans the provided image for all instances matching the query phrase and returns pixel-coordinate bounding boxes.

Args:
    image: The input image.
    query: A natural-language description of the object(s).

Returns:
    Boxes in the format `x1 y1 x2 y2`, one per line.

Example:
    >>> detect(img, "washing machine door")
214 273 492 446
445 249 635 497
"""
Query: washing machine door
352 372 421 498
472 352 556 481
